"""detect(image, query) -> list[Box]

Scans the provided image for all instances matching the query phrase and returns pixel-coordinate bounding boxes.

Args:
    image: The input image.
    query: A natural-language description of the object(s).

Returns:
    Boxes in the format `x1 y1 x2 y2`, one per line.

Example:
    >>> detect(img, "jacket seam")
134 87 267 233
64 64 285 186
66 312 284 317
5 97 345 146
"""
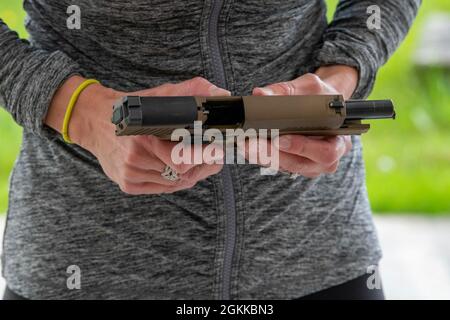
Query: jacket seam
211 176 222 299
223 0 237 94
234 166 246 300
199 1 210 80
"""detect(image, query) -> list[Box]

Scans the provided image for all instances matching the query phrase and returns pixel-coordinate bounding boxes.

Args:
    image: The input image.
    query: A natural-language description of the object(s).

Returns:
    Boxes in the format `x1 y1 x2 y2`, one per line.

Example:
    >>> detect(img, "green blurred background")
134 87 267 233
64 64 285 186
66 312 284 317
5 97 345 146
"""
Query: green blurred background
0 1 449 214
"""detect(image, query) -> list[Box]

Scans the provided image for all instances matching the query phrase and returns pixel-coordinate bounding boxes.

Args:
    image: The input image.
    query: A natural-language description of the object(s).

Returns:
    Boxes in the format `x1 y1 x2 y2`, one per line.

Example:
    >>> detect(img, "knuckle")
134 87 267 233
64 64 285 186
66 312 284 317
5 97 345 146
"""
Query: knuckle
290 136 306 155
191 76 208 87
304 73 321 82
173 163 192 175
145 134 156 144
121 166 133 180
308 81 323 93
123 150 139 167
119 181 136 195
304 73 323 93
345 137 353 152
192 76 206 82
325 162 339 174
159 82 175 92
321 144 339 164
124 141 139 166
147 135 161 150
277 82 295 95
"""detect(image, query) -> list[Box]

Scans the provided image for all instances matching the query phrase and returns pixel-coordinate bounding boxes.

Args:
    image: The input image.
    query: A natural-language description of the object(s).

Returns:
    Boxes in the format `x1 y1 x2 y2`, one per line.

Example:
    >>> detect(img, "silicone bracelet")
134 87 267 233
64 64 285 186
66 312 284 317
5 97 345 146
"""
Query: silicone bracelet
62 79 100 144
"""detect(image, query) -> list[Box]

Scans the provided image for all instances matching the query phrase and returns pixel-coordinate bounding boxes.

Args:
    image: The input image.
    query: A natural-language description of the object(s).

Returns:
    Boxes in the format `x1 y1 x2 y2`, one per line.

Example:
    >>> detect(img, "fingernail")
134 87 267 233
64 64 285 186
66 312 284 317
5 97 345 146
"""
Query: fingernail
210 86 231 96
255 87 274 95
278 136 291 150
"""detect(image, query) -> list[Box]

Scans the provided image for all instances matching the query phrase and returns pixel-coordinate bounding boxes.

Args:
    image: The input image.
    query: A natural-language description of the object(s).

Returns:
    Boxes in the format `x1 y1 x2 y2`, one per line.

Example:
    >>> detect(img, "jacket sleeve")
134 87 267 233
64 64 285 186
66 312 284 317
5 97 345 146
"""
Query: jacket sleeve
314 0 421 99
0 20 81 138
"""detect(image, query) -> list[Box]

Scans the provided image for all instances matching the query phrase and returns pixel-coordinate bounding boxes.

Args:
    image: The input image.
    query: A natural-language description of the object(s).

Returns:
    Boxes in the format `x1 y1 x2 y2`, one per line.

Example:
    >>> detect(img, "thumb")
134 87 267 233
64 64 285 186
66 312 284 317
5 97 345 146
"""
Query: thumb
177 77 231 96
253 73 327 96
132 77 231 97
252 86 279 96
252 81 297 96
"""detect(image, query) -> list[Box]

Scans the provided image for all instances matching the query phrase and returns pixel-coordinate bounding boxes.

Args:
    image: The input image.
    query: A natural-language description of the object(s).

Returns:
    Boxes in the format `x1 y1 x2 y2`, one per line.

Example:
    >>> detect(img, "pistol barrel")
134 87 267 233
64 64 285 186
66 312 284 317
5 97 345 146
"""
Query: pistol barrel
345 100 395 120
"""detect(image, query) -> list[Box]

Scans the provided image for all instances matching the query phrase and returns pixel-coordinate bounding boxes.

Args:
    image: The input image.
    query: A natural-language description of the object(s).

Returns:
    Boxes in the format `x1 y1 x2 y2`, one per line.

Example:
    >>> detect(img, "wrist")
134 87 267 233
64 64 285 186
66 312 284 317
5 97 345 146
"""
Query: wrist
315 65 358 100
70 82 123 150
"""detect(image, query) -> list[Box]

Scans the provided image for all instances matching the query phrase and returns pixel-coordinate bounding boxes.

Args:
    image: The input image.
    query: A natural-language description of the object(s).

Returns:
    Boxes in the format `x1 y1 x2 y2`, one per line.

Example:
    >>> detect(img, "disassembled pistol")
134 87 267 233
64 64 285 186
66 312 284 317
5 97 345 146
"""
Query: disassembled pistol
112 95 395 139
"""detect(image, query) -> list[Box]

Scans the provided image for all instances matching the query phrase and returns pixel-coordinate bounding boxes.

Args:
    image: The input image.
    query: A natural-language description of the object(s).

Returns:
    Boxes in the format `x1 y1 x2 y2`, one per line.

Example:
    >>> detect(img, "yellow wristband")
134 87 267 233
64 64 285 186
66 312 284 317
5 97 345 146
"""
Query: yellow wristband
62 79 100 144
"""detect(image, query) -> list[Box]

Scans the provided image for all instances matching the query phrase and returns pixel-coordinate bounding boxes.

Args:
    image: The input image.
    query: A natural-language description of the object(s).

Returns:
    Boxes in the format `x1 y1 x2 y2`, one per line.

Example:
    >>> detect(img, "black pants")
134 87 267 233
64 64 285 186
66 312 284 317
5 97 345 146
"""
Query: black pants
3 273 384 300
298 273 385 300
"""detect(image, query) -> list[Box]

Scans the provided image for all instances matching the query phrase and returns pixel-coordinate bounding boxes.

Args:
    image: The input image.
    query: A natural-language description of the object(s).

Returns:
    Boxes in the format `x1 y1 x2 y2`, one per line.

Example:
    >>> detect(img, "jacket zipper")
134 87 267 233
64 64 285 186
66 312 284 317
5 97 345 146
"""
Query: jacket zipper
207 0 237 300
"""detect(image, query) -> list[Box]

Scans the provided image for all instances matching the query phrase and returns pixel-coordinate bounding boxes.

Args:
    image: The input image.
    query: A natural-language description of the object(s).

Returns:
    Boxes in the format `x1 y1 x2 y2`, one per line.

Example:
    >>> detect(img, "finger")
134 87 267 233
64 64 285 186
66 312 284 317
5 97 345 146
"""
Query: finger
299 161 341 178
288 135 352 158
241 136 280 166
132 77 231 97
181 163 223 183
119 180 195 195
253 73 337 96
202 142 225 165
122 136 167 172
276 135 347 166
323 160 340 174
242 138 323 173
299 172 322 179
343 135 353 154
121 165 180 186
145 136 199 174
119 181 174 195
181 77 231 96
277 151 324 174
124 151 166 173
241 137 273 165
147 136 225 174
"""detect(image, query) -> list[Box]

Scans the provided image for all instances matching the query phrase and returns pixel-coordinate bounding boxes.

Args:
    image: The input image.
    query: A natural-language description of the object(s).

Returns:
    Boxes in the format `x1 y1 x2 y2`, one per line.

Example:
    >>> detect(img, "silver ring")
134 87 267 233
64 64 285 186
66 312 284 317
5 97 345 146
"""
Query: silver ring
161 165 180 182
290 173 300 180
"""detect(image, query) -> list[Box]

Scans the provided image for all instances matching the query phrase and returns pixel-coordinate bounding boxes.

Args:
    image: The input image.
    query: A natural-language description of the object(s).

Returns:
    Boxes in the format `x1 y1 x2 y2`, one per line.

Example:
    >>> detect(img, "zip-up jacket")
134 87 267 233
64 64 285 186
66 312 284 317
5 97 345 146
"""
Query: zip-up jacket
0 0 420 299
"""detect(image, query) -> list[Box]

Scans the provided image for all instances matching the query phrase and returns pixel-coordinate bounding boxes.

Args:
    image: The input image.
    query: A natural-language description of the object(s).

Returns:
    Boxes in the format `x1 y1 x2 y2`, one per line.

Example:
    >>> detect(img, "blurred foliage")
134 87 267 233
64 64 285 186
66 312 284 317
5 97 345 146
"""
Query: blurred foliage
0 2 26 214
0 1 449 214
357 1 450 214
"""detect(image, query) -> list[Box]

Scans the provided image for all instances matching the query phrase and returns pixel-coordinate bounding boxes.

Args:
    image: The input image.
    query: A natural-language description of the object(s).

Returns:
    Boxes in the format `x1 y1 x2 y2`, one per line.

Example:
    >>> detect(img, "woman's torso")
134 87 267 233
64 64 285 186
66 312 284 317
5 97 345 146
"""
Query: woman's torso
2 0 381 299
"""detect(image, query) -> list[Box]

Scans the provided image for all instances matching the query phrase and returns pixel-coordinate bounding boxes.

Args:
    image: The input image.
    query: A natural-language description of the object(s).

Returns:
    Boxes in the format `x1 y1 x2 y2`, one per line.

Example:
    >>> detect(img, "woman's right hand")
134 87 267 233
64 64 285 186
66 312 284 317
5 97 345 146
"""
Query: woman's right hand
46 76 230 195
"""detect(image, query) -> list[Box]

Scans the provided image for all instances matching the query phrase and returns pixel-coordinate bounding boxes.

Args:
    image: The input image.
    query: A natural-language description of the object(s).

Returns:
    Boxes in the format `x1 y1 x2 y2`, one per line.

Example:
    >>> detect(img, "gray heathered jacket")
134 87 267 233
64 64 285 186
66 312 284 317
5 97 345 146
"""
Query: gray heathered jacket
1 0 420 299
